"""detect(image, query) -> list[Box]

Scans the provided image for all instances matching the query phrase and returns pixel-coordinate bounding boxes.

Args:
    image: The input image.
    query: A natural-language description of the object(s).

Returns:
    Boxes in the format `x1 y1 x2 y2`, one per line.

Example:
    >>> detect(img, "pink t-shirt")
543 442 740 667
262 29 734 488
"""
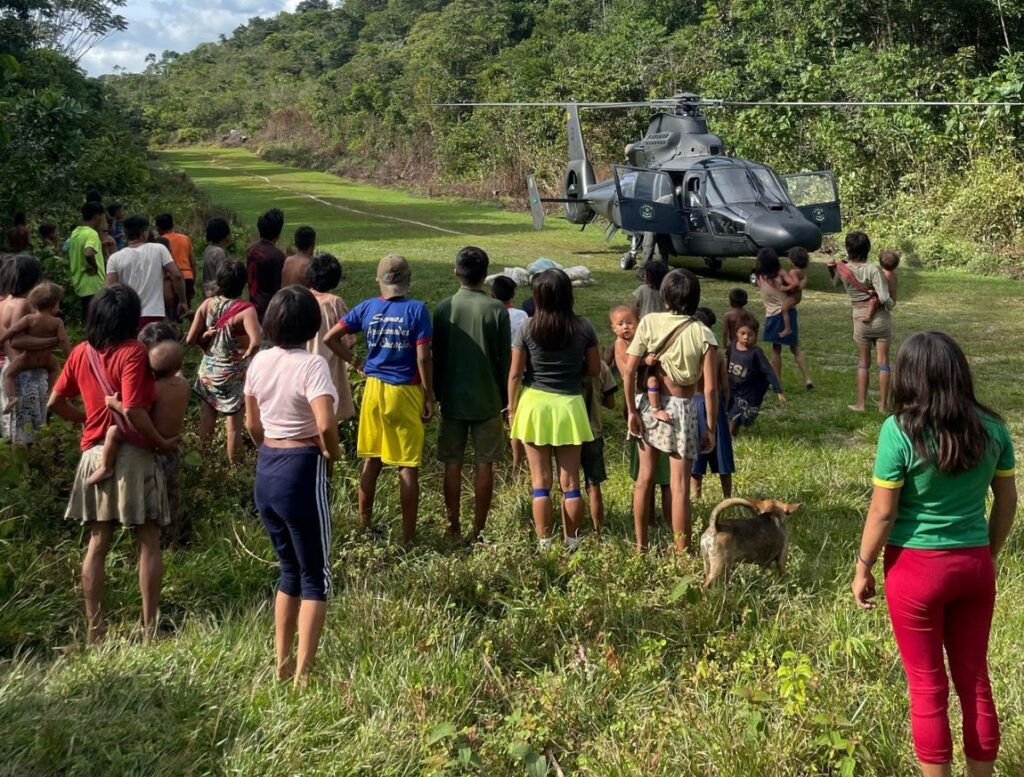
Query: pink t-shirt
244 347 338 440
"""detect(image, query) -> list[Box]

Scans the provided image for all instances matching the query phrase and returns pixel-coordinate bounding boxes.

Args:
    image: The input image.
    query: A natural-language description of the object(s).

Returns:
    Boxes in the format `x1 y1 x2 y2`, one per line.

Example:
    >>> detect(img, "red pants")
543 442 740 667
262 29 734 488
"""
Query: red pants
884 545 999 764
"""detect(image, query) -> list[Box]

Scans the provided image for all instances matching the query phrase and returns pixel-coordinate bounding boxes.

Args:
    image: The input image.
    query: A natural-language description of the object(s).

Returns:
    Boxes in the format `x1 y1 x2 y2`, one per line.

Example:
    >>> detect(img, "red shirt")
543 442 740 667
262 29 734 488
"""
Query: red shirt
54 340 156 451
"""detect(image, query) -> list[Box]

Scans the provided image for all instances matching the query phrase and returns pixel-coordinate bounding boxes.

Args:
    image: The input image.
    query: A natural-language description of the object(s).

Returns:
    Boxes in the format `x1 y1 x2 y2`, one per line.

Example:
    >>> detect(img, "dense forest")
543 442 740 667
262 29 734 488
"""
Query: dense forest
0 0 148 226
105 0 1024 272
5 1 1024 270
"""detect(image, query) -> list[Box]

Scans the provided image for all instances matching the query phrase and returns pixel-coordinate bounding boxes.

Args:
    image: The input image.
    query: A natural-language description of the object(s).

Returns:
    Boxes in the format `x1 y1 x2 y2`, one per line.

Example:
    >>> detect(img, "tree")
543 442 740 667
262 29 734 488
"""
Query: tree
30 0 128 62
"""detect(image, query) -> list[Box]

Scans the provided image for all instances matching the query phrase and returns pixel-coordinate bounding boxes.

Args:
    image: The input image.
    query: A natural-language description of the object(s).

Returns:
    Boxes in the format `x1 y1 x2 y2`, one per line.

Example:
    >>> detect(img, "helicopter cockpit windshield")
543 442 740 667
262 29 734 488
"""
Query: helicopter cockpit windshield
704 166 792 207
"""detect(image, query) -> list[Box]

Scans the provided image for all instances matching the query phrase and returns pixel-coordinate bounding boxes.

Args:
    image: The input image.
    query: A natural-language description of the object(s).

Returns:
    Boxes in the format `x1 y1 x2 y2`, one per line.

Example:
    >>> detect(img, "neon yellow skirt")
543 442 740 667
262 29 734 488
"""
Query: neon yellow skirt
510 386 594 446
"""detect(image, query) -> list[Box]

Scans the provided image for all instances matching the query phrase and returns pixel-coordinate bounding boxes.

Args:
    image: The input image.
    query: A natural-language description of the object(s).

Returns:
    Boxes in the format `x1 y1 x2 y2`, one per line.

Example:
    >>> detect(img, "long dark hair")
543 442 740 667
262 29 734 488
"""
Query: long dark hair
86 285 141 349
529 268 577 350
753 247 780 279
891 331 999 474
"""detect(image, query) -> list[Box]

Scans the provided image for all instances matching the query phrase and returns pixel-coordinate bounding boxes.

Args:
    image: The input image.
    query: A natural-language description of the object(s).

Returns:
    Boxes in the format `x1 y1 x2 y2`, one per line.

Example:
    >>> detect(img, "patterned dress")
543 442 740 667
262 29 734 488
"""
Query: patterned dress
194 297 251 415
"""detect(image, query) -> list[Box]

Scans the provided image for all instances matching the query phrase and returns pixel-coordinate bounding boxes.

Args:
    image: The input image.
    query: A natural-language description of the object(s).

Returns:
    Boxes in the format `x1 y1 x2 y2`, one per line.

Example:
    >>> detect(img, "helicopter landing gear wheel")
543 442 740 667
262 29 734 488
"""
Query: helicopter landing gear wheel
620 252 636 271
703 257 723 272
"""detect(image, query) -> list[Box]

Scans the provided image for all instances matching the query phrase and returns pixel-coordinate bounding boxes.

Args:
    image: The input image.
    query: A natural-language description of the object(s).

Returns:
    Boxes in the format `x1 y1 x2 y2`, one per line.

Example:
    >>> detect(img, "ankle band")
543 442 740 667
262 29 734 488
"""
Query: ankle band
563 489 582 500
857 364 869 370
878 364 891 373
532 488 551 499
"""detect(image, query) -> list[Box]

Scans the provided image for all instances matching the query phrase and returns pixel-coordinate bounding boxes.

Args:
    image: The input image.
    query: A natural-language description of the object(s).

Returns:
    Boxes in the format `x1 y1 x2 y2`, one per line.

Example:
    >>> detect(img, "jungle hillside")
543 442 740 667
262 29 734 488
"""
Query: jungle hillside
103 0 1024 274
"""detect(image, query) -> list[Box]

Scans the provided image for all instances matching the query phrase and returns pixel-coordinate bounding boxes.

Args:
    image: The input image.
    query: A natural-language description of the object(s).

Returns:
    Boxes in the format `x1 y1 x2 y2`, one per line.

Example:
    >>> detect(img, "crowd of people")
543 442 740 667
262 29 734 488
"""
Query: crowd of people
0 201 1018 776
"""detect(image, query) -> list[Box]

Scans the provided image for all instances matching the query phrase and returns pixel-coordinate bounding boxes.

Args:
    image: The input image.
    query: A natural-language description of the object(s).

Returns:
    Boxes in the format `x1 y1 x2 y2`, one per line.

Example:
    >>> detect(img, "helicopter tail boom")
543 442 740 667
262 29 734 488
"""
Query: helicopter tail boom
563 103 597 224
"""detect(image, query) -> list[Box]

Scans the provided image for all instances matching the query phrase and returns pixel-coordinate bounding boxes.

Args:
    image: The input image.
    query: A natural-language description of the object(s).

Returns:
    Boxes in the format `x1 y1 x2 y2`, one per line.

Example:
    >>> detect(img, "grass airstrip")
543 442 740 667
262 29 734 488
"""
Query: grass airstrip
0 147 1021 775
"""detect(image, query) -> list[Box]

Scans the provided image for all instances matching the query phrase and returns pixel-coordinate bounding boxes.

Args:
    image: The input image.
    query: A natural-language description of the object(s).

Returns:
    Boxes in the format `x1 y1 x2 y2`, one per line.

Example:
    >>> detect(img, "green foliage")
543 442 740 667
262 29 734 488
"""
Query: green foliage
101 0 1024 271
0 47 149 227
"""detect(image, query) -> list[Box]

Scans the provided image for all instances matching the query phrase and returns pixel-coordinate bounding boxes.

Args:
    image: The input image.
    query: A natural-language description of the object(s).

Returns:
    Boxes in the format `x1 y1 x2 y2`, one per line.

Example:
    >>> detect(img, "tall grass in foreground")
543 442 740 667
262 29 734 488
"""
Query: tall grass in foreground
0 149 1021 775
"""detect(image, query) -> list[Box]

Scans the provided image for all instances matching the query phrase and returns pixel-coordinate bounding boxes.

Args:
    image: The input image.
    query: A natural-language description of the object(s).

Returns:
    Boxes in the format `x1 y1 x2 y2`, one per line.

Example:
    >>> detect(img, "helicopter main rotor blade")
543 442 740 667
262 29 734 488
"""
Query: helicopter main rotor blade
431 101 675 109
714 100 1024 107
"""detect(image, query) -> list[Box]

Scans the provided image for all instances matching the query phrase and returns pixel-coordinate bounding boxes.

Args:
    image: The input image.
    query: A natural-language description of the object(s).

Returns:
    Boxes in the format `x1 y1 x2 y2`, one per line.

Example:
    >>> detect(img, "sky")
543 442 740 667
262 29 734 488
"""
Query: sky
79 0 301 76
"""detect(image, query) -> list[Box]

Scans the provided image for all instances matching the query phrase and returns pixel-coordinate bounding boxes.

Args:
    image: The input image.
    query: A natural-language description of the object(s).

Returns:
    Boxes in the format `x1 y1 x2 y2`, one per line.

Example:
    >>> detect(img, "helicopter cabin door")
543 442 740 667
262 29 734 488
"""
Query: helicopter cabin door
782 171 842 234
612 166 681 235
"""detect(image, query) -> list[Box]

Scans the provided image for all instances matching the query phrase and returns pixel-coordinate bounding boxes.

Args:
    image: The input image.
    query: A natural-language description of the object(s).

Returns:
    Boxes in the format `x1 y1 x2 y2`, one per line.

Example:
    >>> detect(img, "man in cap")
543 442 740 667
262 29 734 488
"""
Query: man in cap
324 254 433 545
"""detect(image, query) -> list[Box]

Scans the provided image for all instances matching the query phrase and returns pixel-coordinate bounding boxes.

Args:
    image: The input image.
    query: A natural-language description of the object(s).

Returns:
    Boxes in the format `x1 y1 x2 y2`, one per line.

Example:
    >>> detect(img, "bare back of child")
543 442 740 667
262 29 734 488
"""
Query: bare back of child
87 341 188 485
778 248 809 338
861 250 900 323
0 283 70 412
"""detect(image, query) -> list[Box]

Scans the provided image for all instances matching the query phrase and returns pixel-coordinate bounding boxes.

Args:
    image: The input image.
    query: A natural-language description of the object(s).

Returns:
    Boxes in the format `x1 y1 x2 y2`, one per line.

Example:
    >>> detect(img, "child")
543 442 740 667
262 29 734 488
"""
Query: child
608 302 673 533
491 275 528 339
633 260 669 320
86 335 189 487
305 252 356 427
323 254 433 545
778 247 809 338
38 223 61 256
492 275 529 470
608 304 639 376
0 282 71 412
571 360 617 533
5 212 30 254
107 203 125 250
863 249 900 322
722 288 748 351
727 314 785 436
690 307 734 500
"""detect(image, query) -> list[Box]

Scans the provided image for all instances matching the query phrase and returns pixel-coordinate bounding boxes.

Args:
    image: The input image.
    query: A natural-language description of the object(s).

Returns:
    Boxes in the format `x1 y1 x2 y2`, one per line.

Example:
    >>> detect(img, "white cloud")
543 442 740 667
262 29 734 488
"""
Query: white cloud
79 0 299 76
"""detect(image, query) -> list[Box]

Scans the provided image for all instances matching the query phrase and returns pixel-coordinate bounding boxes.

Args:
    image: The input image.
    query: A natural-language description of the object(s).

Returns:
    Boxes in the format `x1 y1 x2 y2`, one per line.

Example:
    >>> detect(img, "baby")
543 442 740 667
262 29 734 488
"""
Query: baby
778 247 809 338
863 250 900 322
0 282 71 412
608 303 639 378
722 287 748 352
86 338 189 485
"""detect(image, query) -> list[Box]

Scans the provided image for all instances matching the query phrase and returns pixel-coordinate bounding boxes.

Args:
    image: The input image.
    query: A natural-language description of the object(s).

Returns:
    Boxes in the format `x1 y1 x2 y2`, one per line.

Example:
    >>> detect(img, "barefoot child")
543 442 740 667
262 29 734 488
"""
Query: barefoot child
862 249 900 322
778 247 809 338
727 314 785 437
690 307 734 500
722 288 748 351
0 282 71 412
572 360 617 533
86 338 189 485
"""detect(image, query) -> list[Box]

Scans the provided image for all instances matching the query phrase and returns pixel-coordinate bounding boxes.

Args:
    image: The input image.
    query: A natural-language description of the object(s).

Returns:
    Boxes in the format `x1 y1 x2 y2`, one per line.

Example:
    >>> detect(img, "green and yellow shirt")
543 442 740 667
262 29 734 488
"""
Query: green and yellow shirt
873 414 1016 549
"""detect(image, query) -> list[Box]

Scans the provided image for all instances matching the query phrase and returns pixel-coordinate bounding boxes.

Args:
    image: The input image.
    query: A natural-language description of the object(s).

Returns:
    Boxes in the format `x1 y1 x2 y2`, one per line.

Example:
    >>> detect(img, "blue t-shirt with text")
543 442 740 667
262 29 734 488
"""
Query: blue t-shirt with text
340 297 432 385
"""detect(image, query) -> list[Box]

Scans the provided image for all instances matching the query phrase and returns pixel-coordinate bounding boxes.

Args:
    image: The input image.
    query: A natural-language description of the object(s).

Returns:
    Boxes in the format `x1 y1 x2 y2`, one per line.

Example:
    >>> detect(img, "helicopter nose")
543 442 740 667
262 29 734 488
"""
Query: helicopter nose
747 210 823 253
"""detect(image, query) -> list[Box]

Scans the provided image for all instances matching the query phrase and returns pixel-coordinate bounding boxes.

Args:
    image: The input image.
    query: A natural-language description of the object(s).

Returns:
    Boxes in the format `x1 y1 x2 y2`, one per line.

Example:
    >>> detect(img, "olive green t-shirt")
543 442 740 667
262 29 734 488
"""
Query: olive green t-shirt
872 414 1016 549
432 288 511 421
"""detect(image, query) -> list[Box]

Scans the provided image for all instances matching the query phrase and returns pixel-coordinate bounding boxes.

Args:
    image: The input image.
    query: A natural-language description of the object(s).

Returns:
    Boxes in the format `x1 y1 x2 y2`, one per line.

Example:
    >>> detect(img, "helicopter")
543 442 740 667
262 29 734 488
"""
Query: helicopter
439 93 1024 272
530 93 839 271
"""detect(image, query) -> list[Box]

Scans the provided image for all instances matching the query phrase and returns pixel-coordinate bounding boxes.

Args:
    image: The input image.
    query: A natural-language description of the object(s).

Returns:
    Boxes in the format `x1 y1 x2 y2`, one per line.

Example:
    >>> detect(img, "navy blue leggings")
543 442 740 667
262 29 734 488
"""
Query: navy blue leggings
254 445 332 600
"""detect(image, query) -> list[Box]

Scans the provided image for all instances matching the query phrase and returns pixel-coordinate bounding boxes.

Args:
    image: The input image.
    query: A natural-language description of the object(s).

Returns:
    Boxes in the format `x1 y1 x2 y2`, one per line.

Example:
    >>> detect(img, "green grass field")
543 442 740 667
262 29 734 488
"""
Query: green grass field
1 147 1022 775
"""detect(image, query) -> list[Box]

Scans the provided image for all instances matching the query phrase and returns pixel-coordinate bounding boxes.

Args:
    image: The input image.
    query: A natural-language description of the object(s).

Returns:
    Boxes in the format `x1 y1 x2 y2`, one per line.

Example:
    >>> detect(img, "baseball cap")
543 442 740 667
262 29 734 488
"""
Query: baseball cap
377 254 411 298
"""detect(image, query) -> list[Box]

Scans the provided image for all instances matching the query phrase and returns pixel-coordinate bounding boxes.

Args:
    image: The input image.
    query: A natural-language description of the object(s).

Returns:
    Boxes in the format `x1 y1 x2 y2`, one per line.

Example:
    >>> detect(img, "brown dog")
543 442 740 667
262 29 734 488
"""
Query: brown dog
700 498 800 588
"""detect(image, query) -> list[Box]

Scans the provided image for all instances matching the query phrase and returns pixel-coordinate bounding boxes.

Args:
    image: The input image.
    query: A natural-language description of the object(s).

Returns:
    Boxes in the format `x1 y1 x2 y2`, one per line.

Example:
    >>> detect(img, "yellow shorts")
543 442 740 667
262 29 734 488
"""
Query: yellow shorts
357 376 425 467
